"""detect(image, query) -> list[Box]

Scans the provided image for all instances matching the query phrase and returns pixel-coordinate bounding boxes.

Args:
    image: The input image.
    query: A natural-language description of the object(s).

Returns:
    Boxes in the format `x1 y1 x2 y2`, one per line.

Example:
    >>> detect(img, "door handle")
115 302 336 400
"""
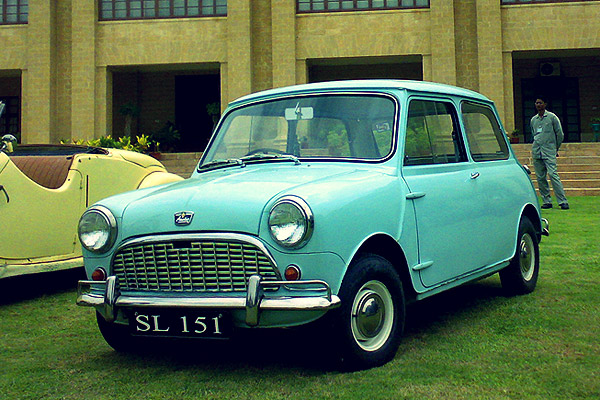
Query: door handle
470 172 480 179
406 191 426 200
0 185 9 203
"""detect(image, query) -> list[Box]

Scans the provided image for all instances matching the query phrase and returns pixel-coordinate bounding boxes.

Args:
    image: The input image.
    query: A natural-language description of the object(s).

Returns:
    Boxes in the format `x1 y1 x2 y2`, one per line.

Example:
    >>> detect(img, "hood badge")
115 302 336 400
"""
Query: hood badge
174 211 194 226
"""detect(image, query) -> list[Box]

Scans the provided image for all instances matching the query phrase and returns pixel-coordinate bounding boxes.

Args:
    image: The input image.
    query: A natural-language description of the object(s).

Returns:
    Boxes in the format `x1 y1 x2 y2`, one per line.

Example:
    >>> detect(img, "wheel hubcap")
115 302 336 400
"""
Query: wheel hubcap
519 233 535 281
351 280 394 352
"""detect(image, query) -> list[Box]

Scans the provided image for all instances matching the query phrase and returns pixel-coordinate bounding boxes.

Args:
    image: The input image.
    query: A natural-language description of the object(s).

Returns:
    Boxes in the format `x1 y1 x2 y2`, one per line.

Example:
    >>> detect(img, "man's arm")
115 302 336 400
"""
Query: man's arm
552 114 564 150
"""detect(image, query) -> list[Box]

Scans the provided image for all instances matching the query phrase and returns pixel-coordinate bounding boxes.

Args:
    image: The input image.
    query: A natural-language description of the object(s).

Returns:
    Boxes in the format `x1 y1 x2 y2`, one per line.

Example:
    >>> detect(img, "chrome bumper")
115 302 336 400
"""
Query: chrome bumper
542 218 550 236
77 275 341 327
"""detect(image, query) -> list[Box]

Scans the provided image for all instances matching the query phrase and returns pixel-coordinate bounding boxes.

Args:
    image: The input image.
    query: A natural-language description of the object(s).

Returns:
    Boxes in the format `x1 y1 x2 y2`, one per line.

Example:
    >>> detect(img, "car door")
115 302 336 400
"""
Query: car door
459 100 518 265
0 156 84 261
401 98 489 288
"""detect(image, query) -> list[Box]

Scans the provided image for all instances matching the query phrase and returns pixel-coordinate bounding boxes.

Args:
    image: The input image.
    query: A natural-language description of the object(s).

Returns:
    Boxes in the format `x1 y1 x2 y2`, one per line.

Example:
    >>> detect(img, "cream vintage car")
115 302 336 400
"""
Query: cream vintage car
0 139 183 279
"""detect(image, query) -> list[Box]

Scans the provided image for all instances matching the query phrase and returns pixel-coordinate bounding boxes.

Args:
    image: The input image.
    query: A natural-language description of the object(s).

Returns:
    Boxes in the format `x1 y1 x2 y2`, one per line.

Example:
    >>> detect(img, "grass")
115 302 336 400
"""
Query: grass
1 197 599 400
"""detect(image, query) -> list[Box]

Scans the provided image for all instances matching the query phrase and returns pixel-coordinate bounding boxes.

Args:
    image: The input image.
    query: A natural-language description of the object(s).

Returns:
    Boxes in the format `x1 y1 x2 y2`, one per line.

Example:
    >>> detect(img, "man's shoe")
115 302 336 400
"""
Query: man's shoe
541 203 553 209
560 203 570 210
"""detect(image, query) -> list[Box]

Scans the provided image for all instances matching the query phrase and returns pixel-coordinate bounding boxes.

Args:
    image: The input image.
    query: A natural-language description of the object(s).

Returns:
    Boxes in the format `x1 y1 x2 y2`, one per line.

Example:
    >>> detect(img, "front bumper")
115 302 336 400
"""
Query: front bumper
77 275 341 327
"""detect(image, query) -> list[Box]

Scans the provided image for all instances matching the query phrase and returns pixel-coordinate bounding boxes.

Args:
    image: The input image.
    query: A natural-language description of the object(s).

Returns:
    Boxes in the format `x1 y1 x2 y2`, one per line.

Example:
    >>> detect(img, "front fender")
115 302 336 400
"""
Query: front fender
137 171 184 189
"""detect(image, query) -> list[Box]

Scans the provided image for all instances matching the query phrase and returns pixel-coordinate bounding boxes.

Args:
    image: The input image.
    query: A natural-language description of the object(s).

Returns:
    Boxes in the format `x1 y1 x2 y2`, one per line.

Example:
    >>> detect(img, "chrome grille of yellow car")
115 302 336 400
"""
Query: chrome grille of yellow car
112 240 279 292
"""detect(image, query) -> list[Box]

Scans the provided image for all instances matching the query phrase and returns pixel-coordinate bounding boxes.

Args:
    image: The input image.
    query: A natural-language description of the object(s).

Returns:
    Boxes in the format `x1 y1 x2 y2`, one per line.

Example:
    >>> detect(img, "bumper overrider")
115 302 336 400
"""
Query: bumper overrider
77 275 341 327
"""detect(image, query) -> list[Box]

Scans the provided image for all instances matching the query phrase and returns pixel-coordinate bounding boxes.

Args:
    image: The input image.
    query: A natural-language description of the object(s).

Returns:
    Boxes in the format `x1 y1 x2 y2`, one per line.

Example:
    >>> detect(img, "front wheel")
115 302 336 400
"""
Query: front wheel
96 312 136 352
333 254 405 370
499 217 540 295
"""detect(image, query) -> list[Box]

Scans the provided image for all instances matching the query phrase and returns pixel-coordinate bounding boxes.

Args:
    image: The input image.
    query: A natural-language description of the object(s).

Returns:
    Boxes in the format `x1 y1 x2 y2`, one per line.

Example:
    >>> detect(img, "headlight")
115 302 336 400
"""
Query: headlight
268 196 314 248
78 206 117 253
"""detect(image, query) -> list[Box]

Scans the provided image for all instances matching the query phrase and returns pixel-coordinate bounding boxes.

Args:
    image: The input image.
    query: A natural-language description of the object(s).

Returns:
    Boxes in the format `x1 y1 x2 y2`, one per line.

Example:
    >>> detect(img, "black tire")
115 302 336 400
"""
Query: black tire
500 217 540 295
333 253 405 370
96 312 136 352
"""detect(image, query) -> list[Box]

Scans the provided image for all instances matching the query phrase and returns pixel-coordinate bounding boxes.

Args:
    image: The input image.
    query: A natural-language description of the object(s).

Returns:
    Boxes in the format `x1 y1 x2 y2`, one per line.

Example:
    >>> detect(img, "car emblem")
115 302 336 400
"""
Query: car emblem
174 211 194 226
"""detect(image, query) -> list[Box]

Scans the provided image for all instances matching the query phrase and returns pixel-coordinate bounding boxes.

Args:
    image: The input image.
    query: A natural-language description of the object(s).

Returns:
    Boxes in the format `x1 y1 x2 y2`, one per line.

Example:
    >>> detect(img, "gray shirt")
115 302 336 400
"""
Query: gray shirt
531 110 564 160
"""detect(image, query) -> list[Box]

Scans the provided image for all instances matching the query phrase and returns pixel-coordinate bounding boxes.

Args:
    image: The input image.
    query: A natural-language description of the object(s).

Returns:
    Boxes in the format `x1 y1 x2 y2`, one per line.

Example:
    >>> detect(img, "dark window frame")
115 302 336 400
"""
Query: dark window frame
0 0 28 25
502 0 598 5
0 96 21 142
98 0 227 21
297 0 429 14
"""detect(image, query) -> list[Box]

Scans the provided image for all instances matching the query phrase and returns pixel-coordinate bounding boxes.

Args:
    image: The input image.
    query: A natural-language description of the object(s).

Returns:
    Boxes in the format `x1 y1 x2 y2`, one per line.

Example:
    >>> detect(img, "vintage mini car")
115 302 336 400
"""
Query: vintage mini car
0 142 183 279
77 80 548 369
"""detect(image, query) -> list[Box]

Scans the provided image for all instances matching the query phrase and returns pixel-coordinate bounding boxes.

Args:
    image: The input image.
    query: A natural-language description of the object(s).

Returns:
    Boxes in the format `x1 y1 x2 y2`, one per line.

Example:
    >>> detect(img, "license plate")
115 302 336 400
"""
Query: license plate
128 309 231 339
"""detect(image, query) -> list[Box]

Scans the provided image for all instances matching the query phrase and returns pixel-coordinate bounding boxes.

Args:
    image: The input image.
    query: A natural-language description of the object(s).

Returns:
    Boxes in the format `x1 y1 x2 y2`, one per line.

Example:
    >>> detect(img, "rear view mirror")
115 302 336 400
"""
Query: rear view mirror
285 105 314 121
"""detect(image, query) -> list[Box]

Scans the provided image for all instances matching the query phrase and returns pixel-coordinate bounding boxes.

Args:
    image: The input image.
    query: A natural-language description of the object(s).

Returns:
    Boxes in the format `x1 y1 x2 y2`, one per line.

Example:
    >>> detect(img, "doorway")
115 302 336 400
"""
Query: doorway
520 77 580 143
175 74 220 152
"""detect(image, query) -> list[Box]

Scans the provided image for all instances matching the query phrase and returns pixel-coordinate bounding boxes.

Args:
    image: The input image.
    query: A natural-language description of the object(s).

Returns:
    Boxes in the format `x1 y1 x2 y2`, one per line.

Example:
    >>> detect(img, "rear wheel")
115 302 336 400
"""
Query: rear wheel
500 217 540 295
333 254 405 370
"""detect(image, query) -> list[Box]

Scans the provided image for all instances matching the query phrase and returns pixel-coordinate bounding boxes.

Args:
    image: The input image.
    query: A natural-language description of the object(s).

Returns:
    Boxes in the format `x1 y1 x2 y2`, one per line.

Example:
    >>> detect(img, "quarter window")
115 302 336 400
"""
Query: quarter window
404 100 465 165
461 102 509 162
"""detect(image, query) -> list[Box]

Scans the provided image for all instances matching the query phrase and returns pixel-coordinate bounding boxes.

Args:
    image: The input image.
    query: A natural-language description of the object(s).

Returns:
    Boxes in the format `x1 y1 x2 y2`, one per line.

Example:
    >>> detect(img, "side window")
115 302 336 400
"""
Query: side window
461 102 509 161
404 99 466 166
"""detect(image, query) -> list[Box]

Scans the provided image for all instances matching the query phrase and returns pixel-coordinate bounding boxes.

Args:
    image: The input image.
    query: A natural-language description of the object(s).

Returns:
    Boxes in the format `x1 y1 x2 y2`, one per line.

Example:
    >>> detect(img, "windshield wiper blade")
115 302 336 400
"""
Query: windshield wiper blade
197 158 245 172
240 153 301 165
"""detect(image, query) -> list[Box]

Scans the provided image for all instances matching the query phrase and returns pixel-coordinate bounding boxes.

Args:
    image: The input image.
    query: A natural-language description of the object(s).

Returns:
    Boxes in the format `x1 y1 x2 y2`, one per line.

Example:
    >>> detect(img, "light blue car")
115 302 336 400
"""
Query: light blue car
77 80 548 369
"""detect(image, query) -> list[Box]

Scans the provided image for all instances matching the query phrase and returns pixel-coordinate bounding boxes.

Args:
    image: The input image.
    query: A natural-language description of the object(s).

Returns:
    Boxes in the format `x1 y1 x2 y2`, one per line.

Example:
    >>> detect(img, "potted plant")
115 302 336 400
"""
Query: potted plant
509 129 520 144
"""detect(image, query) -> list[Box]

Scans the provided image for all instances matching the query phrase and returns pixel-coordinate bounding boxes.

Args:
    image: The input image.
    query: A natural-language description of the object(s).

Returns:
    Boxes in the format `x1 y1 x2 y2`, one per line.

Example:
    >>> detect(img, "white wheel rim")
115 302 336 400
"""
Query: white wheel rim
519 232 536 281
350 280 394 352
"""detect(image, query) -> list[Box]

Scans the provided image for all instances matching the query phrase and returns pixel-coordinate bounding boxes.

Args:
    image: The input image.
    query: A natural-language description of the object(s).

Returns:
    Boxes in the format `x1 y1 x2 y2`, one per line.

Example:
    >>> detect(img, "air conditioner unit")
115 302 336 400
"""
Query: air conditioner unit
540 62 560 77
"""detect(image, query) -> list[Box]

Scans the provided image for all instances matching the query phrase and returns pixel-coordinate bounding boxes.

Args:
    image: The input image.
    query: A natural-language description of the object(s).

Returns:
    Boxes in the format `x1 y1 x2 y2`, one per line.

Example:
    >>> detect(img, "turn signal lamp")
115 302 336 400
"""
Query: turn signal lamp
284 265 301 281
91 268 107 281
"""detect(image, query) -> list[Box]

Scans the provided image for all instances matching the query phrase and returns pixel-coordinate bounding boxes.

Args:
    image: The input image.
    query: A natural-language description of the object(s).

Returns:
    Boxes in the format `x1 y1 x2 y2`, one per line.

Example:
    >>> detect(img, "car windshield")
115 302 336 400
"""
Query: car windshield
201 94 396 165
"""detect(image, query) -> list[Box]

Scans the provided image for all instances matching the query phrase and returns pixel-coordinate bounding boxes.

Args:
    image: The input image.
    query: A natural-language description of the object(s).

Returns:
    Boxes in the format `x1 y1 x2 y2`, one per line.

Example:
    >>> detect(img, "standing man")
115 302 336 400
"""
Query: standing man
531 97 569 210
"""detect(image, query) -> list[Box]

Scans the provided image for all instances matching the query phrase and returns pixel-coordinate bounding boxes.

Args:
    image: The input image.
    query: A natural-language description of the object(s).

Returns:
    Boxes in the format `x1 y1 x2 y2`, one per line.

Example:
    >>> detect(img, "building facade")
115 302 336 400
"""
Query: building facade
1 0 599 151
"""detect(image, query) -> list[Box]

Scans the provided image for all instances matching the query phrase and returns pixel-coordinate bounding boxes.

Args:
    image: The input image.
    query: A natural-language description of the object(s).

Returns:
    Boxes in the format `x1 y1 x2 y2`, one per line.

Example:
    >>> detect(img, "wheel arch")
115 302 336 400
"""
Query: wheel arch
353 234 418 303
521 203 543 242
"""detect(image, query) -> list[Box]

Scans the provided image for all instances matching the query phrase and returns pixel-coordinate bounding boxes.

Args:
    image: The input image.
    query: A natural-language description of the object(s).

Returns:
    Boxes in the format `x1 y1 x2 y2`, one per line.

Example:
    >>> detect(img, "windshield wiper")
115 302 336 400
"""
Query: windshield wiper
197 158 245 172
240 153 301 165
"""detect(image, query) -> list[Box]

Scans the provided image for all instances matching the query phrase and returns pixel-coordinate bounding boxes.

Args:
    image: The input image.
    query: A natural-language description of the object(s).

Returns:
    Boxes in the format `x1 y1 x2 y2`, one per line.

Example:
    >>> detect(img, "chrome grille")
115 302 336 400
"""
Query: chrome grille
112 239 279 292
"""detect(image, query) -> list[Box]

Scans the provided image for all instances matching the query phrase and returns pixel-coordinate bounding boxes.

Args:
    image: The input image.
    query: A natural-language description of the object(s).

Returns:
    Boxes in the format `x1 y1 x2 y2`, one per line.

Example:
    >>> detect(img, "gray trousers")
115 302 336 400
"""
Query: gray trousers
533 157 568 205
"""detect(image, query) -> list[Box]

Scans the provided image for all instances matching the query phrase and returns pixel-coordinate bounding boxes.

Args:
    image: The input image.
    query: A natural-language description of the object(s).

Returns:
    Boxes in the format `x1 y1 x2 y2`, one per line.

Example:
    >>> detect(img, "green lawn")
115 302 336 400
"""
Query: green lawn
1 197 599 400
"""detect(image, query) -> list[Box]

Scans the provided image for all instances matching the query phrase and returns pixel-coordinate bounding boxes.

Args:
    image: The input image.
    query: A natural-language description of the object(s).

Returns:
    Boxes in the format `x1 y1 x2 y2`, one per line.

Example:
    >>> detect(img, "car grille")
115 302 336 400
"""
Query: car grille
112 239 279 292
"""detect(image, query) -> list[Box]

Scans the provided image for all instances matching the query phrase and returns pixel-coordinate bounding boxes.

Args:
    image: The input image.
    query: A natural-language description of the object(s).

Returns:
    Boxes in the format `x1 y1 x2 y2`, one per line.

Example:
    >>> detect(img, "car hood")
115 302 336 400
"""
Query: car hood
105 163 373 240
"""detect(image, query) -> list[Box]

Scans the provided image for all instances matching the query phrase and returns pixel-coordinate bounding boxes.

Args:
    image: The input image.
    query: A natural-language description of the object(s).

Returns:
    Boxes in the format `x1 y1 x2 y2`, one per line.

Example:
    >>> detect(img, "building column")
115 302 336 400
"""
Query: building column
271 0 296 88
95 67 112 138
502 52 515 132
22 0 53 143
429 0 457 85
227 0 253 102
71 0 96 141
476 0 505 119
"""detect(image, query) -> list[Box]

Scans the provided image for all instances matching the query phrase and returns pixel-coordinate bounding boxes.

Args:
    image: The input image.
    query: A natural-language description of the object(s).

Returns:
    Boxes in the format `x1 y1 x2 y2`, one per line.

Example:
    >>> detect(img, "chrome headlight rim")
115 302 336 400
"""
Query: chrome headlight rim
78 205 118 253
268 195 314 249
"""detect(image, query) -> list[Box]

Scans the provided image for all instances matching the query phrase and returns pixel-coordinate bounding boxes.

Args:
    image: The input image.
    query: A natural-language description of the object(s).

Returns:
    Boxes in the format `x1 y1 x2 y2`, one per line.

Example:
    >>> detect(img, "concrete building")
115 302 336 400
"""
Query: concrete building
1 0 599 151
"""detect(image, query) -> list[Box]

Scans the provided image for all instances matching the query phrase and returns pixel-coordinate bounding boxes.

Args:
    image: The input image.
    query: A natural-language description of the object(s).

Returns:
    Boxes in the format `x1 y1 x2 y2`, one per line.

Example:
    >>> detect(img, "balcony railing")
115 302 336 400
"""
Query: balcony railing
0 0 28 25
297 0 429 13
99 0 226 21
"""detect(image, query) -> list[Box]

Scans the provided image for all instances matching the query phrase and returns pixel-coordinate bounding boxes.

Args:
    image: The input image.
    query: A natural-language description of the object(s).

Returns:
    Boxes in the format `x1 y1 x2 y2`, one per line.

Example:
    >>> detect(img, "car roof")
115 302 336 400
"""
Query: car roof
230 79 491 106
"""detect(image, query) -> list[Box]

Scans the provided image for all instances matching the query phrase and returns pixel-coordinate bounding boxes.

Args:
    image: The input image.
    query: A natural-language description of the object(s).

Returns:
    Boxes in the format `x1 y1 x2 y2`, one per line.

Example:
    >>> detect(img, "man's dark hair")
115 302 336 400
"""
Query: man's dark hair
536 96 548 104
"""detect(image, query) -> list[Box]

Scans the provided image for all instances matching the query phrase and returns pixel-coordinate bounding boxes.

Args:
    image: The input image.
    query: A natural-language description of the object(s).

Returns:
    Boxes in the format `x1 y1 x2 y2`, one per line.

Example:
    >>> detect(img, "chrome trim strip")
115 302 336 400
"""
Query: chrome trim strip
113 295 341 311
113 232 279 273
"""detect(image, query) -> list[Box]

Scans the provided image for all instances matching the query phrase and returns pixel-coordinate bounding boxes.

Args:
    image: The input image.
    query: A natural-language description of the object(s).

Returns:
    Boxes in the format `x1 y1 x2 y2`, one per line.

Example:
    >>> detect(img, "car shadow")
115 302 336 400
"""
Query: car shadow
90 277 508 373
0 267 86 305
